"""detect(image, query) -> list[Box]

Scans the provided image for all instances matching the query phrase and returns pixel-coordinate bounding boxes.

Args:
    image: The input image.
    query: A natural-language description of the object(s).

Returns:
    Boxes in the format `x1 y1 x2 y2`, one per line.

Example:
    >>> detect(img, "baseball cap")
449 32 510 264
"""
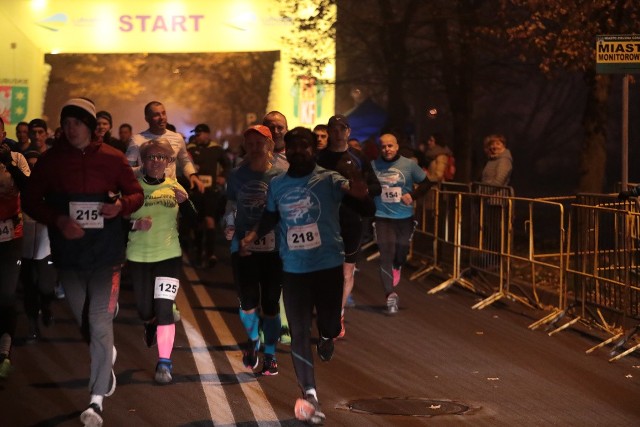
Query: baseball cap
328 114 350 128
244 125 273 139
192 123 210 134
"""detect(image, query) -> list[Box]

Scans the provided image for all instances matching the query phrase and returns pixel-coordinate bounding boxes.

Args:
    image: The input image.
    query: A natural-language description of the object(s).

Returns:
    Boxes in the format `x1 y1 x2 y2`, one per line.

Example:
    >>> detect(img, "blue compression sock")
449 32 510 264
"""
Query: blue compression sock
239 310 259 341
262 315 281 357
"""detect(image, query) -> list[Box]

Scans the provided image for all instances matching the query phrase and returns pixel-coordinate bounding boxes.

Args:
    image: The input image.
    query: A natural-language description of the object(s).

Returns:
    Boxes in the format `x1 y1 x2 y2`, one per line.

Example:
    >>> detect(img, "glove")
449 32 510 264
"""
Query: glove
0 143 12 165
618 190 632 200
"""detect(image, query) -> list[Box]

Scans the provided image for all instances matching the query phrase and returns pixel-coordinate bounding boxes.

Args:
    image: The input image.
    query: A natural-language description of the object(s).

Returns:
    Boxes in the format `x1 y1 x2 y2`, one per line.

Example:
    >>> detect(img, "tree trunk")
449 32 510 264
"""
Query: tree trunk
578 72 610 193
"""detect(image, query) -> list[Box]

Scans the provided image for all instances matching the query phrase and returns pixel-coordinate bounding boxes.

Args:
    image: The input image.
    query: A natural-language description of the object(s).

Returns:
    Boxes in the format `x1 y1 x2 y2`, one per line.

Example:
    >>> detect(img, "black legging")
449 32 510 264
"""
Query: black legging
283 265 342 393
127 257 181 325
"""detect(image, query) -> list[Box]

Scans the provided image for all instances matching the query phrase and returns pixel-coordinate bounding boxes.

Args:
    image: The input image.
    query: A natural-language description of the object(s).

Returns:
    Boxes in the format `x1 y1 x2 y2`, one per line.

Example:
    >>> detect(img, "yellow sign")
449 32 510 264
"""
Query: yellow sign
596 35 640 74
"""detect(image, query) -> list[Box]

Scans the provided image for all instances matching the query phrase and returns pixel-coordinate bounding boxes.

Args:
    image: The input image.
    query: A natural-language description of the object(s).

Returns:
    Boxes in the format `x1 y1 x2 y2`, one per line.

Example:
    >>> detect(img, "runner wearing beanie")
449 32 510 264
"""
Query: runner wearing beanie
22 97 144 427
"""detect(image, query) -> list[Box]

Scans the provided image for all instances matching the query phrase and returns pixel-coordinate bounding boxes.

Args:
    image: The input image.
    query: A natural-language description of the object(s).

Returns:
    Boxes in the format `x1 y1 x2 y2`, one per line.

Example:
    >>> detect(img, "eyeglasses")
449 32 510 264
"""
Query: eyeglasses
144 154 170 161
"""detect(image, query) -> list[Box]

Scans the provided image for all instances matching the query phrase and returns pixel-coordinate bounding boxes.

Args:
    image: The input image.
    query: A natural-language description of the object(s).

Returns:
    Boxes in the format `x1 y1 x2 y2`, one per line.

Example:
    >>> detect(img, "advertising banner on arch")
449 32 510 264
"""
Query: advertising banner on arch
596 35 640 74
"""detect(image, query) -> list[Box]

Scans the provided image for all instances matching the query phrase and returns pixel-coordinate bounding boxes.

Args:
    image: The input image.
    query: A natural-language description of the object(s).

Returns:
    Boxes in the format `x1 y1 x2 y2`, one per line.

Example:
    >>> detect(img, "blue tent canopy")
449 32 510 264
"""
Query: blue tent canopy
345 98 387 143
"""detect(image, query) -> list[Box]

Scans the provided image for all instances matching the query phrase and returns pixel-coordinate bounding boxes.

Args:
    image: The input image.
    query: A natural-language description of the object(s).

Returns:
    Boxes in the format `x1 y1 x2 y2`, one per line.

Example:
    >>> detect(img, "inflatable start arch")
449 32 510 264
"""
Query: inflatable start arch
0 0 334 129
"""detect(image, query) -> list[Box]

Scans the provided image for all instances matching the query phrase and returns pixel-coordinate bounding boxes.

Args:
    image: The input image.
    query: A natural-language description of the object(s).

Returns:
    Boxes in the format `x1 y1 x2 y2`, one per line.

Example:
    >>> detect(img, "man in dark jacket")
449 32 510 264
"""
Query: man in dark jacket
317 115 380 338
22 97 143 427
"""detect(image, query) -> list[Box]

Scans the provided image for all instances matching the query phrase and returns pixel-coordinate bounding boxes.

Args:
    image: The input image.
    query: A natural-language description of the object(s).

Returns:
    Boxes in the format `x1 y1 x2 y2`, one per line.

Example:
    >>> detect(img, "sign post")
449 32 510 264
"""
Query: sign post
596 34 640 190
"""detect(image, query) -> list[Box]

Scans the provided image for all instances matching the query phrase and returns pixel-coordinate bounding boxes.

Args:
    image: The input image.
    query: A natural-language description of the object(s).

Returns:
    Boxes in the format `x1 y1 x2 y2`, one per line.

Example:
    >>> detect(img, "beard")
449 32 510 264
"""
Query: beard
287 154 316 177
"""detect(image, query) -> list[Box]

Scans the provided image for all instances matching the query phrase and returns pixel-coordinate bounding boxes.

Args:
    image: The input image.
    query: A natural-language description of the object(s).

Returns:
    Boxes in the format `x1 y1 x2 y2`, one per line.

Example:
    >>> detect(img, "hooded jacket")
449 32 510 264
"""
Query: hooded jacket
22 138 143 270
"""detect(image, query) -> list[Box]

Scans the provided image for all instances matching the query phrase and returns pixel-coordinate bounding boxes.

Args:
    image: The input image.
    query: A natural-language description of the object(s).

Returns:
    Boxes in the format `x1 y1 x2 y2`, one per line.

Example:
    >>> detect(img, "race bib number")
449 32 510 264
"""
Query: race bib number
154 276 180 300
0 219 15 242
199 175 213 188
246 230 276 252
287 223 321 250
69 201 104 229
381 186 402 203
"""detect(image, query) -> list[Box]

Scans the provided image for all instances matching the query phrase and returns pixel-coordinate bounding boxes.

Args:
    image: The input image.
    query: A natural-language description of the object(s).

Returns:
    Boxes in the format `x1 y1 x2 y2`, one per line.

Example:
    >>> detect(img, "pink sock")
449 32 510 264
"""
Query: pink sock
157 324 175 359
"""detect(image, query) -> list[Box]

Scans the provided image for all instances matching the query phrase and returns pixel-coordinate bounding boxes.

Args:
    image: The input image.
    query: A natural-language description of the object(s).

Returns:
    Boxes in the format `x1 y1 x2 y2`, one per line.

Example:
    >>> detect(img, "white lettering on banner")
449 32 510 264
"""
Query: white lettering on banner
154 276 180 300
0 219 15 242
286 223 321 250
69 201 104 229
119 15 204 32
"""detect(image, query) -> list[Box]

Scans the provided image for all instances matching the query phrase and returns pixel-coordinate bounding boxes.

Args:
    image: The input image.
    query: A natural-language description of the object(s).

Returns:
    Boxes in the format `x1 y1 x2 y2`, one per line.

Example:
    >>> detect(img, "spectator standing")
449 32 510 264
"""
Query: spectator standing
22 98 143 427
423 133 454 182
481 134 512 187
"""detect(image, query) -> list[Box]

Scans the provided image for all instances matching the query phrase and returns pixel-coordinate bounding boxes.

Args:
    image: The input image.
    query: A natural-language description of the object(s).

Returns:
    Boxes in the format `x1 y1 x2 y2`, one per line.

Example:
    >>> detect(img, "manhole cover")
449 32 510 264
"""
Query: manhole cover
346 397 470 417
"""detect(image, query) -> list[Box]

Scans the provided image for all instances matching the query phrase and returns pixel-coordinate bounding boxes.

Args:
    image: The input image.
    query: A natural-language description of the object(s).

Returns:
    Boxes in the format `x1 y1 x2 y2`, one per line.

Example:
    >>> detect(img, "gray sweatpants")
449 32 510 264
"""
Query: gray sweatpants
58 265 120 396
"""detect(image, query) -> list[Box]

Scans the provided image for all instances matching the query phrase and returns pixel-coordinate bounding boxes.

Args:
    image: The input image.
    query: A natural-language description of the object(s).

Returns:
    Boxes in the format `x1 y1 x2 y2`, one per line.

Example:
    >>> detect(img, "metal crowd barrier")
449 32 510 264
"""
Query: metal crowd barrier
563 195 640 360
404 184 640 360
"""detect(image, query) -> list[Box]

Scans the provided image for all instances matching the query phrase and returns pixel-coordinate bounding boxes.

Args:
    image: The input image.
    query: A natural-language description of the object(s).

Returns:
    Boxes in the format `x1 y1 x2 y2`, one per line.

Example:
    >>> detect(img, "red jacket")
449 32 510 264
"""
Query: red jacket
22 139 143 270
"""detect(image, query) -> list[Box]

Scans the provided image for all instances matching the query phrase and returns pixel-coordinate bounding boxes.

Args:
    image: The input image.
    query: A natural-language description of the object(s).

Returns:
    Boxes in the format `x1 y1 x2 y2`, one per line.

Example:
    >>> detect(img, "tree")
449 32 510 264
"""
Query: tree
493 0 640 192
44 52 278 135
280 0 524 182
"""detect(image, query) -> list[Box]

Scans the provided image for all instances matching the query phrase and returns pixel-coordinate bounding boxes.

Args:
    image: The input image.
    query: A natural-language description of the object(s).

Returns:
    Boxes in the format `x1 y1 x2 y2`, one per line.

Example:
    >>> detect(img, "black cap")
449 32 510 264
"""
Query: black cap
328 114 350 128
192 123 210 134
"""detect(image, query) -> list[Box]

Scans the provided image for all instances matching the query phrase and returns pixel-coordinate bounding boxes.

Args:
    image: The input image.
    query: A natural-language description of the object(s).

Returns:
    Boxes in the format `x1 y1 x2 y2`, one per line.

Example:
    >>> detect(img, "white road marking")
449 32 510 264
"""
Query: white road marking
179 263 280 426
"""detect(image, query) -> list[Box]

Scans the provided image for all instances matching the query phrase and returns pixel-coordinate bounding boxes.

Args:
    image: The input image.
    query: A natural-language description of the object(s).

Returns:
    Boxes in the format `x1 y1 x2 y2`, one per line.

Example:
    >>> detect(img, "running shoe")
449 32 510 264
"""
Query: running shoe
0 354 11 379
243 339 260 370
392 267 402 287
317 336 334 362
260 355 278 376
155 358 173 384
172 303 181 323
279 326 291 345
294 393 326 425
345 294 356 308
386 292 399 315
143 322 158 348
337 316 345 339
80 403 103 427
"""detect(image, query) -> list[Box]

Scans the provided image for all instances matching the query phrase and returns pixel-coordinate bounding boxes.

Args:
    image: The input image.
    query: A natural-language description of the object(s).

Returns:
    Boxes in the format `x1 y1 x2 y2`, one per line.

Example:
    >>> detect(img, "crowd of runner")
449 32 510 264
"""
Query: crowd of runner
0 99 448 426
